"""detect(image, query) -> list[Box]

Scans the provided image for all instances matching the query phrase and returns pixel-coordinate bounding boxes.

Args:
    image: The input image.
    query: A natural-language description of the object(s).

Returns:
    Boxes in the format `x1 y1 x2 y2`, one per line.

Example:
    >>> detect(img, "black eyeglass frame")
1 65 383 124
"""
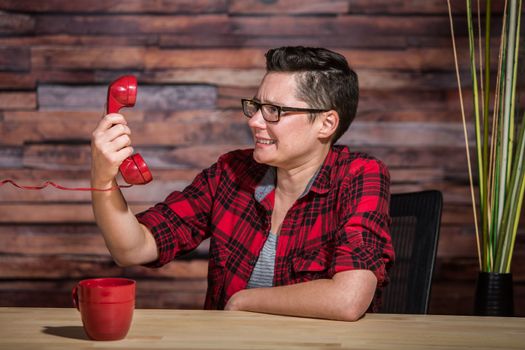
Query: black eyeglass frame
241 98 329 122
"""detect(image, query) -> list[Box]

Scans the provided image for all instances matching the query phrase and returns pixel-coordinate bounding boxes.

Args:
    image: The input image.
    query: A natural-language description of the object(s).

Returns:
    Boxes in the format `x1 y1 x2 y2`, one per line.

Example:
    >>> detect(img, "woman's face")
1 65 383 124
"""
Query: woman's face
248 72 325 169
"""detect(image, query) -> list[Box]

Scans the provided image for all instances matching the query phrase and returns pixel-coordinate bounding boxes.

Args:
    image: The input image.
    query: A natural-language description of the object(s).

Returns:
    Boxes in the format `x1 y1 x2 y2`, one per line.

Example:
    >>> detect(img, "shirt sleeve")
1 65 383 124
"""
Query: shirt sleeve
331 158 394 287
135 156 223 267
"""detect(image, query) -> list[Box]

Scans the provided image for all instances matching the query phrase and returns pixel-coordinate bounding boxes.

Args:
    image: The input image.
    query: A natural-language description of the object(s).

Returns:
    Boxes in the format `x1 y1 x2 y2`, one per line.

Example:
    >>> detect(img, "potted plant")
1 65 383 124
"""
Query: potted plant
447 0 525 316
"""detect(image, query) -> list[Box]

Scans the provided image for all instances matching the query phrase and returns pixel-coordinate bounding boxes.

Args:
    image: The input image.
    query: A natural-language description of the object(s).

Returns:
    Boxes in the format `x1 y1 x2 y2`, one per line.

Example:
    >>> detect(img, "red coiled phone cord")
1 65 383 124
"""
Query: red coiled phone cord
0 179 132 191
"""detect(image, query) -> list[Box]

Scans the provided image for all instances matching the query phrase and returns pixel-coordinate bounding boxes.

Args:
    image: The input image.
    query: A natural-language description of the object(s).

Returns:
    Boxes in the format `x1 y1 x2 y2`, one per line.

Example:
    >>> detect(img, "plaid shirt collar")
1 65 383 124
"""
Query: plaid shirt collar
250 146 339 203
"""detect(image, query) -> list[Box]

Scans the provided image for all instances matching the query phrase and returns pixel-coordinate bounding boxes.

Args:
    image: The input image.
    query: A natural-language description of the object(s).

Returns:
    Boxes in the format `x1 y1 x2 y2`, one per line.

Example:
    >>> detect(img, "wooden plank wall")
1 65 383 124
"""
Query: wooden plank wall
0 0 523 315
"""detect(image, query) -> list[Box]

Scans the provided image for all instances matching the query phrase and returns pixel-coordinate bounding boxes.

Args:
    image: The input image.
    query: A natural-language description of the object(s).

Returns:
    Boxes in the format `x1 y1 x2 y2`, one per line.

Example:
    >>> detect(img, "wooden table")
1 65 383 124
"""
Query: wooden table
0 307 524 349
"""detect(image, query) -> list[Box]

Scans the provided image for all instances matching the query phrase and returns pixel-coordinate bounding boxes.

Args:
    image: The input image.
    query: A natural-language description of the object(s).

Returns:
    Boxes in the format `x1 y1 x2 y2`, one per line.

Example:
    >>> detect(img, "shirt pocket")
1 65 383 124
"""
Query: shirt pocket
291 249 332 282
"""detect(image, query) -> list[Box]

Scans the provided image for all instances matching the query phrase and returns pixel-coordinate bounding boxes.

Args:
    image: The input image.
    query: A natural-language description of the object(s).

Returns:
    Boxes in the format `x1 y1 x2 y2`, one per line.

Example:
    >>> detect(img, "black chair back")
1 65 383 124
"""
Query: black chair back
380 190 443 314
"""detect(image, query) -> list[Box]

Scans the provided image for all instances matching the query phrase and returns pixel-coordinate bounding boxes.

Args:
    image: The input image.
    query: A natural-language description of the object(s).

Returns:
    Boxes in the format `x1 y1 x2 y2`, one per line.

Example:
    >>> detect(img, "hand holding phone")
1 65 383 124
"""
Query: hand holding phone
106 75 152 185
1 75 151 192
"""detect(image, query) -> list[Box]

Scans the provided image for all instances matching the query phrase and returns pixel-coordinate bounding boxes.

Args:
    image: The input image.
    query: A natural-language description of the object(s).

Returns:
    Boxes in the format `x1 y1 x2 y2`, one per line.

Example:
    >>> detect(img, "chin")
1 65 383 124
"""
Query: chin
252 149 276 166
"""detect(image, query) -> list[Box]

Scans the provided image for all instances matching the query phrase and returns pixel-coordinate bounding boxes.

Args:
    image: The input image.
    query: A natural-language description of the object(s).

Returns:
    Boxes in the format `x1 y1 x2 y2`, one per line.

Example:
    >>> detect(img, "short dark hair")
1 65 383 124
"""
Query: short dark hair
265 46 358 144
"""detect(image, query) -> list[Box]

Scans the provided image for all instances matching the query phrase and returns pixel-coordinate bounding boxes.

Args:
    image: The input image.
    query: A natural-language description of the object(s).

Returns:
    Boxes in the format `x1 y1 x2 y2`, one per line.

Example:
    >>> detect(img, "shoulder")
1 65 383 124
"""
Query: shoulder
217 148 254 163
216 148 256 171
331 145 390 178
213 148 268 186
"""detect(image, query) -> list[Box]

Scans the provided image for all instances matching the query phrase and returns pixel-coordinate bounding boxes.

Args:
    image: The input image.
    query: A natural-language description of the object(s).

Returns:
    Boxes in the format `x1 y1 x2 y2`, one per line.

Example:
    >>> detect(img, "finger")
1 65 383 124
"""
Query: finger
109 133 132 153
93 142 133 167
92 114 126 142
97 113 128 132
105 123 132 143
93 123 131 148
115 146 134 163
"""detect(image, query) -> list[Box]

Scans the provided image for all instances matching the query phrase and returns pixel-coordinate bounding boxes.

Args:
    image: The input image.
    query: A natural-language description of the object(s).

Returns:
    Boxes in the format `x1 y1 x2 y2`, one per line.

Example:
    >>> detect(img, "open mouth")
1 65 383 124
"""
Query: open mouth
256 138 276 145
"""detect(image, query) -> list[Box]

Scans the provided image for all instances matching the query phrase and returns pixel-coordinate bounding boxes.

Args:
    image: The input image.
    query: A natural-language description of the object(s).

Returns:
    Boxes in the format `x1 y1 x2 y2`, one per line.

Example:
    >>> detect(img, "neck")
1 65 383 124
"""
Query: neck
275 146 330 198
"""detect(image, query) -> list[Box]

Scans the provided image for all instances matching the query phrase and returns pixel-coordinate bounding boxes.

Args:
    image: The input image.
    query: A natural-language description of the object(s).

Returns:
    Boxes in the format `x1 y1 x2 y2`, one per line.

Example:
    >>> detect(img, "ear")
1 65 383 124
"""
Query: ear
317 110 339 141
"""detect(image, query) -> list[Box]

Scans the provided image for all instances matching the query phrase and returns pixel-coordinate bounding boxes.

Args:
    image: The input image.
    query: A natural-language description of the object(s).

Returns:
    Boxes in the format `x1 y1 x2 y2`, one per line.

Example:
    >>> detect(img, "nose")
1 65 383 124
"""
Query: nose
247 109 266 130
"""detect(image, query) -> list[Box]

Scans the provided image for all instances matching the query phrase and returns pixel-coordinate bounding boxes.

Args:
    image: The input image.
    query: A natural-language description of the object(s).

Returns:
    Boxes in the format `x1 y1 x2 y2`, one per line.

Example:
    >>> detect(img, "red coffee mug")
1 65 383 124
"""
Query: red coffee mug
72 278 136 341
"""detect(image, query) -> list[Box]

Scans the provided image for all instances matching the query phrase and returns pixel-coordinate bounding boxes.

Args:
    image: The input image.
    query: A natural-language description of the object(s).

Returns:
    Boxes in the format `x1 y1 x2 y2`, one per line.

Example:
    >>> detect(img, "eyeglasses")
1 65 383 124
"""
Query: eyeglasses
241 99 329 123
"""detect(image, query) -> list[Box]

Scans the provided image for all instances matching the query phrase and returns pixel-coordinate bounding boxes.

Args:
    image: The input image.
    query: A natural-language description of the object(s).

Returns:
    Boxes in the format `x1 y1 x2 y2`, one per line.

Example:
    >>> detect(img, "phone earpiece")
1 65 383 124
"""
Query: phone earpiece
107 75 152 185
107 76 137 114
119 154 153 185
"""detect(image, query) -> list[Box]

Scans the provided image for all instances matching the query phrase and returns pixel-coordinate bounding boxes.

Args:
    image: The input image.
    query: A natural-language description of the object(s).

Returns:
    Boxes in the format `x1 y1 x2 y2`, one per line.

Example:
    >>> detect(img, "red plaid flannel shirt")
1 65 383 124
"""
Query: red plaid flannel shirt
136 145 394 311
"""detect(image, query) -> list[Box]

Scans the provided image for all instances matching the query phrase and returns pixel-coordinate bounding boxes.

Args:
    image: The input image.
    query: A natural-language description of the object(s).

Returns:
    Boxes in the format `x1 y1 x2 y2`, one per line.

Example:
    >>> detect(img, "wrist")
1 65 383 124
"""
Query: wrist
91 176 118 191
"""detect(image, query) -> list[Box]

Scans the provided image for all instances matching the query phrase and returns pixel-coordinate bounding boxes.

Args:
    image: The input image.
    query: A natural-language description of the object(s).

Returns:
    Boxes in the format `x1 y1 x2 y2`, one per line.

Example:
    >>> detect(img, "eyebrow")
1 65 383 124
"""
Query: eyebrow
252 97 283 106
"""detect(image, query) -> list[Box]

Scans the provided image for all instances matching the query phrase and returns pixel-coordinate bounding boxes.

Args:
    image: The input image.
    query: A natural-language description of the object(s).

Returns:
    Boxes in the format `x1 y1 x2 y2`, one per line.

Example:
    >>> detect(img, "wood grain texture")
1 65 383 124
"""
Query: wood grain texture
0 92 36 110
0 308 524 349
0 12 34 34
35 14 231 35
0 280 207 308
0 47 30 71
0 0 227 13
229 0 349 14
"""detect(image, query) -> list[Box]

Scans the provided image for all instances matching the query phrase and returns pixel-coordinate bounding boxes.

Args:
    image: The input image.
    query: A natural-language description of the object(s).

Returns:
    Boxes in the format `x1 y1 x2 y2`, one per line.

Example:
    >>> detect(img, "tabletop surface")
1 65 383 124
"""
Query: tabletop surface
0 307 524 350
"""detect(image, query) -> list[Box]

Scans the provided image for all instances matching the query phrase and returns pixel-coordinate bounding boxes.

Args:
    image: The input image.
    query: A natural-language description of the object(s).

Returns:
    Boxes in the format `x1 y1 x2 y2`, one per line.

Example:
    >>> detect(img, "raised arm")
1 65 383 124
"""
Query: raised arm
91 113 158 266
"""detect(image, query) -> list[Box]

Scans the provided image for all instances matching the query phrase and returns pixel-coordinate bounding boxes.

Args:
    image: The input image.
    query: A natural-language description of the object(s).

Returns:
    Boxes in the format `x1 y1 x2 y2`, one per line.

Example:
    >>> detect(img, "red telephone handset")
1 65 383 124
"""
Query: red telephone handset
107 75 152 185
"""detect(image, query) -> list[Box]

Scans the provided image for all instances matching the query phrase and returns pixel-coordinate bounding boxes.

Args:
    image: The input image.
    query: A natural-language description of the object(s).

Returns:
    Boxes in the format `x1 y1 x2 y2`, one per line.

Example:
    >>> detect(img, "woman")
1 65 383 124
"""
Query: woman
91 46 394 321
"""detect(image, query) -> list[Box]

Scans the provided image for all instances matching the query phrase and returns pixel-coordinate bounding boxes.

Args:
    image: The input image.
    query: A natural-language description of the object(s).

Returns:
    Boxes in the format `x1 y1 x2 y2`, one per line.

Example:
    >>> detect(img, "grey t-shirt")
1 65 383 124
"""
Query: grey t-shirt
246 233 278 288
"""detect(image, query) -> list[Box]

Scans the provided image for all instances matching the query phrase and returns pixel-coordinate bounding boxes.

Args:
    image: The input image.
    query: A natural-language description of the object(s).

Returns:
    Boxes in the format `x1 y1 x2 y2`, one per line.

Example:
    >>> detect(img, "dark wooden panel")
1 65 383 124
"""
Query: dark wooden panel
429 281 525 316
230 15 457 37
100 68 265 88
0 47 30 71
229 0 504 15
145 47 467 70
435 253 525 282
0 203 145 223
346 0 505 15
35 15 230 35
436 226 479 258
32 14 458 37
160 35 485 51
0 12 34 34
0 0 227 13
0 92 36 110
3 110 144 122
31 70 97 85
0 224 210 256
229 0 349 14
0 34 159 47
350 145 471 171
0 279 207 309
0 73 35 89
145 48 267 69
159 34 410 49
340 121 473 147
32 47 146 70
0 255 208 279
0 224 108 255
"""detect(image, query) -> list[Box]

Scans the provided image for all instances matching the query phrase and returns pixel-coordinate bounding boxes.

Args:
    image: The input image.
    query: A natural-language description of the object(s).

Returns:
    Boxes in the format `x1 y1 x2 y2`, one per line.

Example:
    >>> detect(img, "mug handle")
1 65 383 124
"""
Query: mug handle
72 285 80 311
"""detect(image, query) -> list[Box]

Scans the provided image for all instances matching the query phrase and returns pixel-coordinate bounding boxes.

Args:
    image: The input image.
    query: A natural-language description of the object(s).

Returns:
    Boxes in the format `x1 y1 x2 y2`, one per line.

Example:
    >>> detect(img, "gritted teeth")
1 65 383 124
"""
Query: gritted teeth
256 138 276 145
